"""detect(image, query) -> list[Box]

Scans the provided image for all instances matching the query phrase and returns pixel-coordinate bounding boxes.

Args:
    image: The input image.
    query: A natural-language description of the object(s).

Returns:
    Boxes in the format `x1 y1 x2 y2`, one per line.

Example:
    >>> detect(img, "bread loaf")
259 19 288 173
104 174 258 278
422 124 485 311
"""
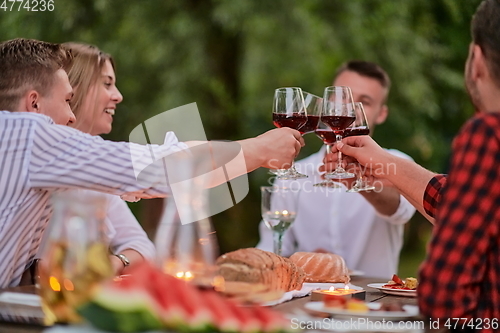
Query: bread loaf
289 252 350 283
216 248 305 292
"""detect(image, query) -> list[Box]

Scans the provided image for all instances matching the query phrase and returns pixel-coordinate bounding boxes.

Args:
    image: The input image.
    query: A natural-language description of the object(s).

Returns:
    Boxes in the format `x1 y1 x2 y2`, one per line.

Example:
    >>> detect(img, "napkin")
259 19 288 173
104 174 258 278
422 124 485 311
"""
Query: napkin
0 292 44 325
262 282 363 306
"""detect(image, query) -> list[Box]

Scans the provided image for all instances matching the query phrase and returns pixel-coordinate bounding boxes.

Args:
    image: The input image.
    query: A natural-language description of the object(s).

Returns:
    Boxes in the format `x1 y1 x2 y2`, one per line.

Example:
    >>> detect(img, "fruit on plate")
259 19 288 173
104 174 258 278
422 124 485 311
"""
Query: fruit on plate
383 274 418 290
77 261 294 332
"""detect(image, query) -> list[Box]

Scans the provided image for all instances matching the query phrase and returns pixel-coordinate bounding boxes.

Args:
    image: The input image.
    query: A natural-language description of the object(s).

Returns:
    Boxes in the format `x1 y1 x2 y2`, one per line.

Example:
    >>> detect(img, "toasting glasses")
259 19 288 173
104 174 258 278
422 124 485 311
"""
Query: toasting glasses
321 86 356 180
261 186 300 255
346 102 376 192
270 87 308 179
300 92 322 134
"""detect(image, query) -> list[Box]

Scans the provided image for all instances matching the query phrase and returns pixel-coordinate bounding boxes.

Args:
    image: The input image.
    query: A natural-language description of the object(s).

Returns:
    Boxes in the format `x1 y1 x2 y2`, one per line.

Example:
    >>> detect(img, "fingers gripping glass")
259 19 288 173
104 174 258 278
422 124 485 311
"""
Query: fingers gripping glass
321 86 356 180
345 102 376 192
270 87 308 179
261 186 300 256
313 119 341 188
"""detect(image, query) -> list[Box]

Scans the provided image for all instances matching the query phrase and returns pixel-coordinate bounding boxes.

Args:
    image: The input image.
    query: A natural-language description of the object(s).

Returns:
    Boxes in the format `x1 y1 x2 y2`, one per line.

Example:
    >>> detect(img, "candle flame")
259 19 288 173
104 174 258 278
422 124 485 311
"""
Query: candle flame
283 210 289 215
49 276 61 292
63 278 74 291
175 271 194 281
344 284 349 290
329 286 335 292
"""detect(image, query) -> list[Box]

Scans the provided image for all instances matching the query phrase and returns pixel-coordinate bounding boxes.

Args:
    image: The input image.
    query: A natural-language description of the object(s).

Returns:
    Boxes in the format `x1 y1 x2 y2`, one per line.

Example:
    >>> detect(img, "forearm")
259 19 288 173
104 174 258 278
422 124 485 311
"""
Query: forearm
359 186 400 216
184 140 260 188
381 155 437 218
401 192 435 224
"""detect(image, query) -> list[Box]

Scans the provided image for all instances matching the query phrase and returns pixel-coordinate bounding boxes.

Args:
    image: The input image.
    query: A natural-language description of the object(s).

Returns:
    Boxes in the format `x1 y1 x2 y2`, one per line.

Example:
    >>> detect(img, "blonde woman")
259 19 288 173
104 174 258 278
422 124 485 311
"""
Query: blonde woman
62 42 155 275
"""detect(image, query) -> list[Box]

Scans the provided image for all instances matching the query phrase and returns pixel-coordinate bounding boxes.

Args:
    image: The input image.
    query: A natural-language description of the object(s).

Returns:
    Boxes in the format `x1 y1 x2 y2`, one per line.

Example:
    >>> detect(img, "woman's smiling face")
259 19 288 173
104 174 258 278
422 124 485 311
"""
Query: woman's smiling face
76 59 123 136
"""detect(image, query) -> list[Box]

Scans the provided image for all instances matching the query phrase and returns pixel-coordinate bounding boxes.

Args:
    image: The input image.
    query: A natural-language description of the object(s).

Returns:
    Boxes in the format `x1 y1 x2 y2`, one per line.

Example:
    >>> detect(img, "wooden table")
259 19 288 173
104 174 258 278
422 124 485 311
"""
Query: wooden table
0 276 422 333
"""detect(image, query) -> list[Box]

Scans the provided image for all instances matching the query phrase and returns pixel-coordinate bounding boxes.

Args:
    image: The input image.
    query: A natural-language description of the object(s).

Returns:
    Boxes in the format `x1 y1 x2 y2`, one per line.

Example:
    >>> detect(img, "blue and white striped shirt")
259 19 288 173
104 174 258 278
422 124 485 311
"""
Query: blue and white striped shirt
0 111 186 287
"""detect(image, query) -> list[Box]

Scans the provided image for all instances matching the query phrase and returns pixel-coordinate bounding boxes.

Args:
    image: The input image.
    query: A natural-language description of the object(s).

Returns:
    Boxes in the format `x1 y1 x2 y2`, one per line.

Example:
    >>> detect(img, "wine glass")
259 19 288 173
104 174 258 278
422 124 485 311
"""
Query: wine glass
312 120 341 188
261 186 300 255
299 92 322 135
270 87 308 180
321 86 356 180
345 102 376 192
37 191 113 325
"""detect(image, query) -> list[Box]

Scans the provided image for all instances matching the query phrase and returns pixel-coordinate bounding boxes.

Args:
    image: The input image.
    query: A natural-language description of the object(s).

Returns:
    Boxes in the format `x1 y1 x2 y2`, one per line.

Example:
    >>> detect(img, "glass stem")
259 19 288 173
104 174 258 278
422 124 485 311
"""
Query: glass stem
273 231 284 256
336 134 343 172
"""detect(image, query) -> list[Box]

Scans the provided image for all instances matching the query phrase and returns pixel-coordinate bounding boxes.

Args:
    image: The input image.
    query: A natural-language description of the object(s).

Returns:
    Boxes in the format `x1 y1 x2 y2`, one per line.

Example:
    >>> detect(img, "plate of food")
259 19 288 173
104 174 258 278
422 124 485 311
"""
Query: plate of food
305 299 419 321
367 274 418 297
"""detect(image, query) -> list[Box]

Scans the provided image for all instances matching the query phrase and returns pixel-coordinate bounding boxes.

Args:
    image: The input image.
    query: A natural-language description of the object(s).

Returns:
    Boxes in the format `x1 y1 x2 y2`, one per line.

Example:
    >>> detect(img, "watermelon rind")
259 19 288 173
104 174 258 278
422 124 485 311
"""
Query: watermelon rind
77 302 163 333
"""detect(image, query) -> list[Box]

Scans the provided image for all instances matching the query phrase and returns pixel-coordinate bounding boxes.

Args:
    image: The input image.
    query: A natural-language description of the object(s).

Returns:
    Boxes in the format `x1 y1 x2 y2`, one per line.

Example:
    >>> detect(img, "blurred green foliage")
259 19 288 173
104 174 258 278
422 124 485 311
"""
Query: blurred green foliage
0 0 482 273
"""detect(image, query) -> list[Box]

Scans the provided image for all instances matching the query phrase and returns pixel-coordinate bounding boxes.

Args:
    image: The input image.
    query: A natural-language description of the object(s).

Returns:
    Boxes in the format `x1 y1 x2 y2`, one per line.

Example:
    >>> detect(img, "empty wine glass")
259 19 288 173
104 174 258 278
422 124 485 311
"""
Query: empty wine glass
346 102 376 192
261 186 300 255
321 86 356 180
270 87 308 179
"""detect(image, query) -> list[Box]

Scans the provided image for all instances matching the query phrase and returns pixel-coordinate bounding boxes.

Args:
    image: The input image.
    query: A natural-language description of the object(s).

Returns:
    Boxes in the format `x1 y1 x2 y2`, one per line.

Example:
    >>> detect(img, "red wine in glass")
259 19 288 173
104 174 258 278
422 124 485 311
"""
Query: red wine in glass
298 115 320 134
321 115 355 133
344 127 370 137
314 129 337 145
273 113 307 130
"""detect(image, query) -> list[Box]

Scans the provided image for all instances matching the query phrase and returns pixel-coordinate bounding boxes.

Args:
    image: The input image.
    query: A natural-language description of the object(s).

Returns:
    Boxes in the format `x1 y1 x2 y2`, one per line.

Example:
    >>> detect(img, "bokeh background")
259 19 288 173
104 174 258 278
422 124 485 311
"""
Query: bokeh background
0 0 482 277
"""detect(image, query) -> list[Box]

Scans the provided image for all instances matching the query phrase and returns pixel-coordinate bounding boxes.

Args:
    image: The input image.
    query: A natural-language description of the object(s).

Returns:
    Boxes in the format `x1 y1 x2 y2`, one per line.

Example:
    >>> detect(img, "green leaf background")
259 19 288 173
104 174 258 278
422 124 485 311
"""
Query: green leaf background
0 0 482 276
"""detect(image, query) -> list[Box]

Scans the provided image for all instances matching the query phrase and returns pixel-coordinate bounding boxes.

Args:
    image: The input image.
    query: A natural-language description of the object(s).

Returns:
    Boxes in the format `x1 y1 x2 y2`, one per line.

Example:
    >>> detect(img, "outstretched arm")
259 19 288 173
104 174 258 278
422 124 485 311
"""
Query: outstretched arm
322 136 436 223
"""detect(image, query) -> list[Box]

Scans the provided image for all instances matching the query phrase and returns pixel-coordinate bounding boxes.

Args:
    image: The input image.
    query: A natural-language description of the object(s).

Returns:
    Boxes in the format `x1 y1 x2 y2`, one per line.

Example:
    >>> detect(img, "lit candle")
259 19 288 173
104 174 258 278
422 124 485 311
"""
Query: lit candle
175 271 194 281
310 285 366 301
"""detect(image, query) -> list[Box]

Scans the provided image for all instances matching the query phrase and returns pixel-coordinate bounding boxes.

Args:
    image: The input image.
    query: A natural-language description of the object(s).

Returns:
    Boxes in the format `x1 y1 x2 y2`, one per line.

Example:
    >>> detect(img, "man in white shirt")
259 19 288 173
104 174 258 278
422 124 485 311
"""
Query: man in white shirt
257 61 416 279
0 38 304 288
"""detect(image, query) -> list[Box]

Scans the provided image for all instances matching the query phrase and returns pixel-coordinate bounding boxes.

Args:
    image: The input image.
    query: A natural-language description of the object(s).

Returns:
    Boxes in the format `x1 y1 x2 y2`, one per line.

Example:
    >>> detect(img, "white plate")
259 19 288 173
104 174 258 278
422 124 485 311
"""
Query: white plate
367 283 417 297
304 301 419 321
303 282 363 291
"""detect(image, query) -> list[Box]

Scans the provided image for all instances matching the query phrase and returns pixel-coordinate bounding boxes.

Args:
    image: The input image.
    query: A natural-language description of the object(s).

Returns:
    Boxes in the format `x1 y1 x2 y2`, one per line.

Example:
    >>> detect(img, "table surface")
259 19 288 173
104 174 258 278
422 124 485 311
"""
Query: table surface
0 276 421 333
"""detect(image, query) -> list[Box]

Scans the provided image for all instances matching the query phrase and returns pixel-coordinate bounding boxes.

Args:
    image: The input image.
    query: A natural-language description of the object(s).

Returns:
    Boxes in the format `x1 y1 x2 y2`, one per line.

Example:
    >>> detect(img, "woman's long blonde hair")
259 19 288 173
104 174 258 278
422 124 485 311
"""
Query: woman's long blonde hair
62 42 115 133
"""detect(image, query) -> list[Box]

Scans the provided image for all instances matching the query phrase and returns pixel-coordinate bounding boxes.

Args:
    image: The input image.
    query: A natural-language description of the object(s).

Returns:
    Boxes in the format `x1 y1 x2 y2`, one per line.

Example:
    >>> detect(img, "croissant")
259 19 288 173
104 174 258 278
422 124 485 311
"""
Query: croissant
216 248 305 292
289 252 350 283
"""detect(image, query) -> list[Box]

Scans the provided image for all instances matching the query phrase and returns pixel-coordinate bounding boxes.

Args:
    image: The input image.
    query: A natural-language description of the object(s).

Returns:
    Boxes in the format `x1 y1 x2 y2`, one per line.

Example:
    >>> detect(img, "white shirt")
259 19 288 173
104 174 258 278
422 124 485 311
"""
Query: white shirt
257 146 416 279
101 193 156 260
0 112 186 287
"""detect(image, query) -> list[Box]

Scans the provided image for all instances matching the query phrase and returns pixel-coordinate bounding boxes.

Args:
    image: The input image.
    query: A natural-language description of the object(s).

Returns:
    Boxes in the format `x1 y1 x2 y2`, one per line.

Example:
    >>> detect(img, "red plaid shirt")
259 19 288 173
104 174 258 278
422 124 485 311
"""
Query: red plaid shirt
418 112 500 329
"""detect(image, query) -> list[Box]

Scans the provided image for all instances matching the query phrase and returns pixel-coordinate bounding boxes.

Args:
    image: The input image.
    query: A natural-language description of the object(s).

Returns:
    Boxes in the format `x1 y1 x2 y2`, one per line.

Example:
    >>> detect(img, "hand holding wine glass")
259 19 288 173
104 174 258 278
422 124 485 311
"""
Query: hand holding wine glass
345 102 376 192
261 186 300 255
313 120 341 188
271 87 308 179
321 86 356 180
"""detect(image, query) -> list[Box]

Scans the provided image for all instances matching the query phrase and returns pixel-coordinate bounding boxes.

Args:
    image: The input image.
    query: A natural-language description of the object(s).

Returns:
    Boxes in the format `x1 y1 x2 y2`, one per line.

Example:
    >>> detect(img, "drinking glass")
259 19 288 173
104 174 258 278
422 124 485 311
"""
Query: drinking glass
312 120 341 188
270 87 308 179
261 186 300 256
321 86 356 179
37 191 113 325
299 92 322 134
154 151 219 288
345 102 376 192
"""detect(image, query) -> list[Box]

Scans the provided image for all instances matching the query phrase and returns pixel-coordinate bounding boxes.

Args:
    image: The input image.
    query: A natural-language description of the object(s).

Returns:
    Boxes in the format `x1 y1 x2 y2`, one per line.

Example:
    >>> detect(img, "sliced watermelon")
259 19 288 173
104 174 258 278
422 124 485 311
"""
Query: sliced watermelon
77 278 162 332
250 306 292 333
201 290 240 332
147 267 188 328
225 300 261 333
166 276 214 331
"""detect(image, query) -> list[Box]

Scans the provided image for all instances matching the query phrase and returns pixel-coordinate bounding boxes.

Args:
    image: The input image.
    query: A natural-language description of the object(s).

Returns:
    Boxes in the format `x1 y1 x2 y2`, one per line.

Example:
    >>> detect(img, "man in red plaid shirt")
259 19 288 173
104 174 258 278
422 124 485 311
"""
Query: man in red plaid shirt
323 0 500 328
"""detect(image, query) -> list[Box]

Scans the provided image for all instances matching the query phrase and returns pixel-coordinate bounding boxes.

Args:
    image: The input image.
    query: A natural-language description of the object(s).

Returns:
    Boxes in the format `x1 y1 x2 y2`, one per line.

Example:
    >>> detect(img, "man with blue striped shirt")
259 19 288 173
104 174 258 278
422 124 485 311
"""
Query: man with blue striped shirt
0 38 304 288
